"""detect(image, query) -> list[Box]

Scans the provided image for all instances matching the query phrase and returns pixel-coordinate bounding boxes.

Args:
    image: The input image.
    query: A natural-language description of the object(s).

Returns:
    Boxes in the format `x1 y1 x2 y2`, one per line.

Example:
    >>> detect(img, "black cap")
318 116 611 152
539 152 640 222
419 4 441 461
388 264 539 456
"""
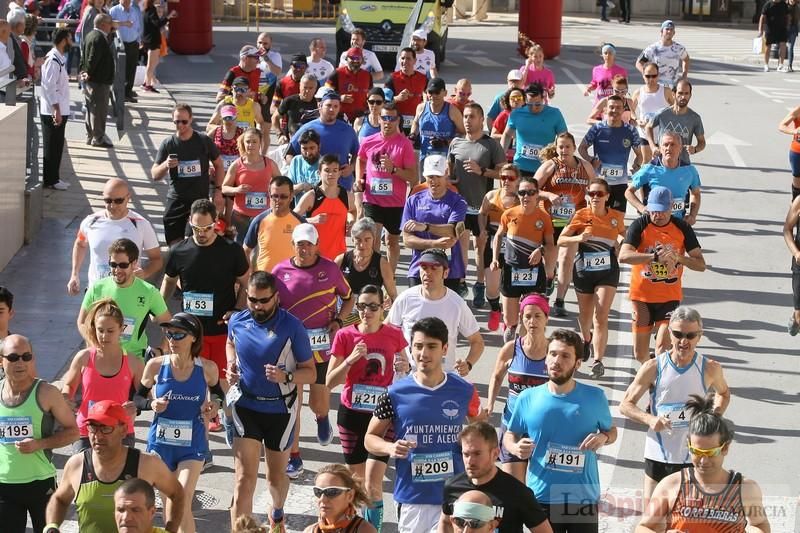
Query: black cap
291 54 308 65
232 76 250 87
426 77 446 93
418 248 449 267
525 82 544 96
160 312 203 338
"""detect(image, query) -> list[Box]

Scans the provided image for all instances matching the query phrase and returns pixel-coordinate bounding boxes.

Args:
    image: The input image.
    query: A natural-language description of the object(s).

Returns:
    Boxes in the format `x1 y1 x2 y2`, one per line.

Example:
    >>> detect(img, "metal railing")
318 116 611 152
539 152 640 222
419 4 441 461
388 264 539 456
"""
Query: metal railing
2 64 39 189
245 0 338 31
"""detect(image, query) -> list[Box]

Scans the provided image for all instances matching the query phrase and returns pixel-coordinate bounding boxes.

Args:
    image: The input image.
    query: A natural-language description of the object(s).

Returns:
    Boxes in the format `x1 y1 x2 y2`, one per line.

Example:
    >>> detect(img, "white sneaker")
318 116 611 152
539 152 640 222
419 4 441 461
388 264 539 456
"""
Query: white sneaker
49 180 70 190
763 64 770 72
777 64 786 72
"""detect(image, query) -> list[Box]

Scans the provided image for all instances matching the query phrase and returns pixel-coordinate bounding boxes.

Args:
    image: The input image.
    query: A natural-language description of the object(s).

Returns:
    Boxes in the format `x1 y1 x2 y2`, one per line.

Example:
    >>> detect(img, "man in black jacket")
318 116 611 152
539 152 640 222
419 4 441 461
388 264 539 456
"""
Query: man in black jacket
80 13 115 148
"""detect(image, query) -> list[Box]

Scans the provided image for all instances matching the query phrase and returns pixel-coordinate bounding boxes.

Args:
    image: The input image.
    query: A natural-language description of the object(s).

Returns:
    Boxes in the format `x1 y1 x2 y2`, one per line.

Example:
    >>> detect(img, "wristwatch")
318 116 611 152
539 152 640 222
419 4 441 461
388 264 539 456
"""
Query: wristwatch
284 371 294 384
43 525 60 533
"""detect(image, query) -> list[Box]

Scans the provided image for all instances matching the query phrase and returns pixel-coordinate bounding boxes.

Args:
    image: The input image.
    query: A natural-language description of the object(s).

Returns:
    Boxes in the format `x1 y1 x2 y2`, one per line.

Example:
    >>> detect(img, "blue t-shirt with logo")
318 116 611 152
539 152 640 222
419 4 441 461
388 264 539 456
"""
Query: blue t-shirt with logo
507 105 568 173
506 381 612 505
582 121 642 186
631 159 701 218
290 118 359 190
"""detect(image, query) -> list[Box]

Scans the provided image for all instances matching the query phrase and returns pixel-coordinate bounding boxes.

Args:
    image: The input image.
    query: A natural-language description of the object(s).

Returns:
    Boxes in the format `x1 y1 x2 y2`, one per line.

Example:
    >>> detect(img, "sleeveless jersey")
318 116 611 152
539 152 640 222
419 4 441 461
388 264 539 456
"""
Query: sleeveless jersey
389 373 474 505
147 357 207 453
419 101 456 156
0 379 56 483
645 351 706 464
637 85 668 139
75 447 141 533
486 190 518 234
669 468 747 533
77 349 135 436
358 116 381 140
792 117 800 154
502 338 548 425
223 95 258 130
307 185 350 260
233 157 273 217
540 156 590 228
340 250 384 294
212 125 243 173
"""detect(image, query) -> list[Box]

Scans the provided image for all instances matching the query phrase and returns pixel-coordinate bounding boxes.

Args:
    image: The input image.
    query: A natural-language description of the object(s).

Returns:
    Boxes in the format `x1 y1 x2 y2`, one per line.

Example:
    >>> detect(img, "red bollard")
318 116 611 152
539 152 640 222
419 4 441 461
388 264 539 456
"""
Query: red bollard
166 0 213 55
518 0 563 60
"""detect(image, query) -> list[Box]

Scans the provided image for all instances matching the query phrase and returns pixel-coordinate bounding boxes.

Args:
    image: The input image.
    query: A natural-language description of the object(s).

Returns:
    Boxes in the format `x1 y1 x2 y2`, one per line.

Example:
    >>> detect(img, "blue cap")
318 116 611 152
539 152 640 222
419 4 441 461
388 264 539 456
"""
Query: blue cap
647 186 673 212
320 91 341 102
382 87 394 102
661 20 675 30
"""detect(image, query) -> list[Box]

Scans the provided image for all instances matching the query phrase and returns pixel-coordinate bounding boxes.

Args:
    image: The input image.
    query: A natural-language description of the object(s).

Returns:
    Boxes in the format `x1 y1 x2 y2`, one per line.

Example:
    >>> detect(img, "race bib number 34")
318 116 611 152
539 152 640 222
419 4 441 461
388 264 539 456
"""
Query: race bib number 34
411 451 453 483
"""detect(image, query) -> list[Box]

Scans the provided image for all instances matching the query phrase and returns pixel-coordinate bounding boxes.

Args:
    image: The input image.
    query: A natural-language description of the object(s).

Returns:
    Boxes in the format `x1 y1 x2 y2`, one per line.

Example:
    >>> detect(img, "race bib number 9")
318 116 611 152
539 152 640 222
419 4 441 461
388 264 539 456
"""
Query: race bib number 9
351 384 386 412
411 451 453 483
545 443 586 473
370 178 393 196
511 267 538 287
0 416 33 444
177 160 202 178
183 292 214 317
155 417 193 447
308 327 331 352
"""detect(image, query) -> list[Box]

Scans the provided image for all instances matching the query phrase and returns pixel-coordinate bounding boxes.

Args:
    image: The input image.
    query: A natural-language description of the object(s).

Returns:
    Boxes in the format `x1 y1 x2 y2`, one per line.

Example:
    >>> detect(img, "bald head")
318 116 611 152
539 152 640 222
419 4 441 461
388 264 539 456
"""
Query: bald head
103 178 129 197
456 490 492 506
102 179 130 217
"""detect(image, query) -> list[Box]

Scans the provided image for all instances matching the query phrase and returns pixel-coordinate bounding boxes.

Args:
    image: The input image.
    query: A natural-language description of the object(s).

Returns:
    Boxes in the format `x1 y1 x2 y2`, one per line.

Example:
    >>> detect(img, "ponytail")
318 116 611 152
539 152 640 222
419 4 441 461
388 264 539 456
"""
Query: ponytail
686 393 734 445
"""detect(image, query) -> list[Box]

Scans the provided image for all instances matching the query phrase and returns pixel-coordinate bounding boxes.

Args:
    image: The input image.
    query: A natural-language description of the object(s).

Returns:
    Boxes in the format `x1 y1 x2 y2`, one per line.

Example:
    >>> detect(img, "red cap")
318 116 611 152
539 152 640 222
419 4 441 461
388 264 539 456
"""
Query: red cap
86 400 129 427
346 47 363 58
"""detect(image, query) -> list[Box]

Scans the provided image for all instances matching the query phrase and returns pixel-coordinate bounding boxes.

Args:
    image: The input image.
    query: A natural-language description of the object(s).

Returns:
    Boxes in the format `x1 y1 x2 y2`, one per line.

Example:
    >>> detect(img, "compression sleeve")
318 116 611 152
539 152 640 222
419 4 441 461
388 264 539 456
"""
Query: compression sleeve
133 383 153 411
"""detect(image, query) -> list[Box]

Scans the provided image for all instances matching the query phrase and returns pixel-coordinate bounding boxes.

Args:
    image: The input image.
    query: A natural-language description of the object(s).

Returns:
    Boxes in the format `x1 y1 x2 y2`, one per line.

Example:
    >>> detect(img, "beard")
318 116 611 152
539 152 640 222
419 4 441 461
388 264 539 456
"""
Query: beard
549 363 577 385
252 309 272 323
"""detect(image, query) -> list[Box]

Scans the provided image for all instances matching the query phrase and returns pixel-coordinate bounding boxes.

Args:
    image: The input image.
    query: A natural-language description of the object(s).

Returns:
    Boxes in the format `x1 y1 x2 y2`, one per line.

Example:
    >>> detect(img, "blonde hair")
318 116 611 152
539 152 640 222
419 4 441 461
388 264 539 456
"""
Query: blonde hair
498 163 520 177
82 298 125 347
526 42 543 57
316 464 371 509
539 132 576 162
232 515 267 533
236 128 262 155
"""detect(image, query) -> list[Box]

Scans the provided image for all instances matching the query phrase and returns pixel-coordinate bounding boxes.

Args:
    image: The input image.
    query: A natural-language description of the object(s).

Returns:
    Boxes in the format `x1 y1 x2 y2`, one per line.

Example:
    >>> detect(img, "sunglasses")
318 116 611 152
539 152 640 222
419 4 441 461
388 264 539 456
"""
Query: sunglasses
671 330 701 340
380 115 400 122
103 197 126 205
87 424 116 435
356 302 381 312
346 56 362 61
248 293 277 304
164 330 189 341
368 100 384 105
270 194 290 200
108 261 131 269
457 91 472 97
190 223 215 233
687 440 725 458
222 115 236 121
518 189 539 197
173 119 190 125
613 88 628 94
644 74 658 79
233 87 248 92
509 96 524 102
2 352 33 362
452 517 490 529
587 190 607 198
313 486 351 498
500 175 518 182
292 62 307 69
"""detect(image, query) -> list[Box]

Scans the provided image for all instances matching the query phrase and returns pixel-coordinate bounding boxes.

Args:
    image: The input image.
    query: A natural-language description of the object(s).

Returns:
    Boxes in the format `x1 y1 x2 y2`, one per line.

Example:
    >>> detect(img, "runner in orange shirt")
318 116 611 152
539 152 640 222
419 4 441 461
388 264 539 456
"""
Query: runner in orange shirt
619 186 705 363
558 178 625 378
490 177 556 344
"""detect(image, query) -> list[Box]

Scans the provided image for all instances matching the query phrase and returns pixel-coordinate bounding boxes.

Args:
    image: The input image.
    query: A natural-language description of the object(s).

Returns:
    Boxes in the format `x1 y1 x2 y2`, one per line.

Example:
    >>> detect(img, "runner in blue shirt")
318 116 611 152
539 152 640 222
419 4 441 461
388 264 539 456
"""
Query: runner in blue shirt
365 317 481 533
579 94 643 213
501 83 568 176
625 131 701 224
226 271 317 532
504 329 616 532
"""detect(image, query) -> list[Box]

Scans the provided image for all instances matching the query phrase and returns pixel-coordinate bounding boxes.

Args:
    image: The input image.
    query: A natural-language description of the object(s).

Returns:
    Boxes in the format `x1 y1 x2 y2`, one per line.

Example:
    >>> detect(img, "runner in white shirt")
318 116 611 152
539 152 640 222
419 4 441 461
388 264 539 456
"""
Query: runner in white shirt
67 178 162 295
338 28 384 83
395 29 437 79
306 37 335 83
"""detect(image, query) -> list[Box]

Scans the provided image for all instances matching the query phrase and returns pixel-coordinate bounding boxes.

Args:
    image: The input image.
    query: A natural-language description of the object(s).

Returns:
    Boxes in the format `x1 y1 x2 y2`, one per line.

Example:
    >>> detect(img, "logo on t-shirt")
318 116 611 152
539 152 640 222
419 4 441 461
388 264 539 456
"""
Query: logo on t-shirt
317 270 329 282
283 224 294 234
282 272 291 281
137 296 145 306
535 220 544 229
441 400 460 420
623 138 632 148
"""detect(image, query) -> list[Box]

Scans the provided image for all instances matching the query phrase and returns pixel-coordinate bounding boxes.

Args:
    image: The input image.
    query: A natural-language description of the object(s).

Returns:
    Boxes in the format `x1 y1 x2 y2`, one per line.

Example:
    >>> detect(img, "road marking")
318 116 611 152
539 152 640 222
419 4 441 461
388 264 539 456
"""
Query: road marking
706 131 750 168
465 56 505 68
558 58 594 69
561 67 589 97
187 55 214 63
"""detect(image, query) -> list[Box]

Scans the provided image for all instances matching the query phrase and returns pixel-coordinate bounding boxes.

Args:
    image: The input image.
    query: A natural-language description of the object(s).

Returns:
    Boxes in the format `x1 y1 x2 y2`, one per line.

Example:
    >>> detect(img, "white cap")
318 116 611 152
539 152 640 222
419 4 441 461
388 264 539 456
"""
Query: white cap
507 69 523 81
423 154 447 177
412 29 428 40
292 223 319 245
315 86 334 99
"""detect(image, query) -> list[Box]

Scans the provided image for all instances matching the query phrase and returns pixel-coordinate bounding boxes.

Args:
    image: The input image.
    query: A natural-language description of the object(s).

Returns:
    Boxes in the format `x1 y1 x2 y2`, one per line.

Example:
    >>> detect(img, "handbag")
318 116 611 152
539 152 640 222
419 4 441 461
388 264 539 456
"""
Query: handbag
134 64 146 86
159 33 168 57
752 36 766 54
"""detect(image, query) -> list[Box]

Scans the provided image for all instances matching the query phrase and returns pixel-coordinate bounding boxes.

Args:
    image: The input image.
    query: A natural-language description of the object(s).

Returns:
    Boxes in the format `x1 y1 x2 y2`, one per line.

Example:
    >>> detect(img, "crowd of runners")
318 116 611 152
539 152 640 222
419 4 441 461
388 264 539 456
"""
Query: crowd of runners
0 6 790 533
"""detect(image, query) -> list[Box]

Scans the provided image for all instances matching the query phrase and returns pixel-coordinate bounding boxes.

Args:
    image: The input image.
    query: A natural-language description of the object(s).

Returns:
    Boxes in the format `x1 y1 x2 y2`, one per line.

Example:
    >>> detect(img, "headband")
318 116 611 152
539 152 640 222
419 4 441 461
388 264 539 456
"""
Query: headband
452 501 495 522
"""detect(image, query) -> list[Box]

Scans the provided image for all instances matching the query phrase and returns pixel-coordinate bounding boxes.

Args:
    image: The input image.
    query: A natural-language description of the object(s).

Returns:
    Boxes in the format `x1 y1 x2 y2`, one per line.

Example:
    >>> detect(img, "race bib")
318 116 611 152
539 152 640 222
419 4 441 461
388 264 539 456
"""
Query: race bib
520 143 543 160
582 250 611 272
370 178 393 196
183 292 214 317
226 384 242 407
0 416 33 444
96 262 111 279
648 261 670 280
222 154 238 171
308 327 331 352
600 164 624 179
236 120 251 130
245 192 268 210
671 199 685 213
545 443 586 473
177 159 202 178
551 198 575 221
411 450 453 483
351 384 386 412
657 402 689 429
511 267 538 287
121 317 135 341
155 417 193 447
402 115 414 129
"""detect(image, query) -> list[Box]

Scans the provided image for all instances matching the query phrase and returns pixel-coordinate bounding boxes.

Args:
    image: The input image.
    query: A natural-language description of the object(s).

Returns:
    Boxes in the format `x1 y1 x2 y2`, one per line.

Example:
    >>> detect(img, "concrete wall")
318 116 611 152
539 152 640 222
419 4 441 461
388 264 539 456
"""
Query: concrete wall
0 103 28 271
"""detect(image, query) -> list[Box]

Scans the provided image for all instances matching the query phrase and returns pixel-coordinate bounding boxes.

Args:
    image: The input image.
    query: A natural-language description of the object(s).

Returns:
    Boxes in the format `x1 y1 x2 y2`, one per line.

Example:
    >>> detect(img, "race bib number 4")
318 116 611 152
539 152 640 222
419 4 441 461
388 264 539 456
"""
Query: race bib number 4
308 327 331 352
411 451 453 483
183 292 214 317
245 192 268 210
155 417 193 447
545 443 586 473
351 384 386 412
0 416 33 444
582 251 611 272
657 402 689 429
511 267 538 287
370 178 393 196
520 143 543 160
177 160 202 178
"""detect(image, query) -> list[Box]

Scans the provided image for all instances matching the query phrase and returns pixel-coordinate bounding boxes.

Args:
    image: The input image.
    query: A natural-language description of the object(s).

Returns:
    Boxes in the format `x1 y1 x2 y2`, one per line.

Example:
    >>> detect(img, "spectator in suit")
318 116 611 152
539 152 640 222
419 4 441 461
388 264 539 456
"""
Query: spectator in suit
80 13 115 148
40 28 73 190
